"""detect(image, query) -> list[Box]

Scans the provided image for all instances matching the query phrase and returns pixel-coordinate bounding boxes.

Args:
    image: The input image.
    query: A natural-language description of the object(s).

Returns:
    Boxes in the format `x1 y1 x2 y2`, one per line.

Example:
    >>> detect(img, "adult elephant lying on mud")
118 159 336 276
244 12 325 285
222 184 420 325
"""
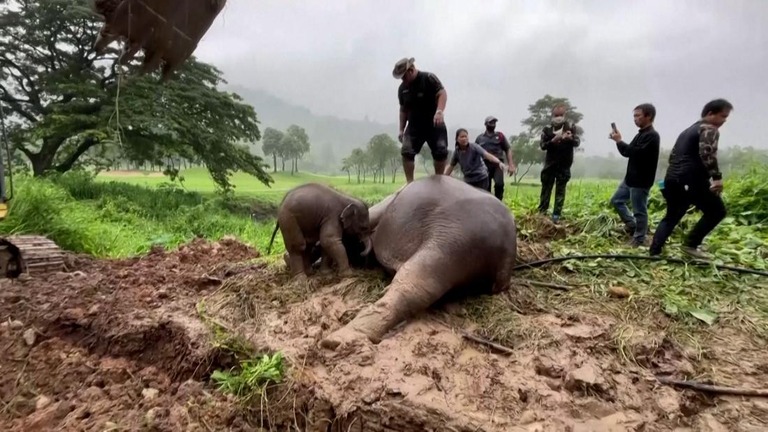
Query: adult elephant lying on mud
320 175 517 350
267 183 373 278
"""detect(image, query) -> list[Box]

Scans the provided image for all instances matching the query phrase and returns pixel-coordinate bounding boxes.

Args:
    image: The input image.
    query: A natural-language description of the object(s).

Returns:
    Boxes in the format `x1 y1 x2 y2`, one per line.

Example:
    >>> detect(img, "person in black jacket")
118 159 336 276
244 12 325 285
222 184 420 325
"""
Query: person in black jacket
537 105 581 223
608 103 661 246
649 99 733 259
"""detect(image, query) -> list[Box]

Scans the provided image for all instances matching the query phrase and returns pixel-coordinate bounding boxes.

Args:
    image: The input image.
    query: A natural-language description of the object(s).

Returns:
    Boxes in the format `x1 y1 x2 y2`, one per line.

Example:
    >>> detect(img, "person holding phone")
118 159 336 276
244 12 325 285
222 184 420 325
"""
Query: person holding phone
649 99 733 259
537 105 581 223
608 103 661 247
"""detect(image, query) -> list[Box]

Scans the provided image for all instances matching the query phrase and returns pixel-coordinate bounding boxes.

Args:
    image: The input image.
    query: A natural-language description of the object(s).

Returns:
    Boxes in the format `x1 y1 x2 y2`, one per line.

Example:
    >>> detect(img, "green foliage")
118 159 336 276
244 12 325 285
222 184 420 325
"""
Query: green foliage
0 172 277 258
0 0 271 192
210 352 285 403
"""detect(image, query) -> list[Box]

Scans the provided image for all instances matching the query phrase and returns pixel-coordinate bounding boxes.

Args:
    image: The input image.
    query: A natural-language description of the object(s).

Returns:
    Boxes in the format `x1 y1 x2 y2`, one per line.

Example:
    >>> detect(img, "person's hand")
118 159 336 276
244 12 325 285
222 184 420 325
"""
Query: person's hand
397 131 404 143
433 110 444 126
498 162 507 173
552 134 562 143
710 179 724 194
609 130 621 142
507 163 516 176
564 130 573 140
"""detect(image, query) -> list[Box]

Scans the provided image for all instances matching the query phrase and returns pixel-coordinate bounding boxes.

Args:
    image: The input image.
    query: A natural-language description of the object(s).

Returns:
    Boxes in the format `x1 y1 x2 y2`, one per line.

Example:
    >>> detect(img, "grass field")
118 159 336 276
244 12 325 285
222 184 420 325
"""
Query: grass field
2 166 767 340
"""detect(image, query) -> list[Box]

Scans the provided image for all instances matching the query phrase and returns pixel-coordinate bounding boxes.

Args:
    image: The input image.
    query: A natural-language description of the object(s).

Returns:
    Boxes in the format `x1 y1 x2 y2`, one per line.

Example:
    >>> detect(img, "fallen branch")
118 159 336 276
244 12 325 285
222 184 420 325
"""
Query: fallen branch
514 278 572 291
460 331 515 355
656 376 768 397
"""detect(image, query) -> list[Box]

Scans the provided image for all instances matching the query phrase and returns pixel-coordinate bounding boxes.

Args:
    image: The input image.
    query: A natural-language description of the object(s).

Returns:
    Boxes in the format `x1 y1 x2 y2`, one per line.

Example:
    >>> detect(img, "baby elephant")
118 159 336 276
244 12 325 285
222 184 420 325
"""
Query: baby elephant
267 183 373 277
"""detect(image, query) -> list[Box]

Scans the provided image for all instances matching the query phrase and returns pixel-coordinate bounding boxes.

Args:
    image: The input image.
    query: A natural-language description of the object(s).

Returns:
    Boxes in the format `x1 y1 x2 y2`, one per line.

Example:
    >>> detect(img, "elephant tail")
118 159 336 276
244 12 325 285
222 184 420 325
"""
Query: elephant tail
267 221 280 254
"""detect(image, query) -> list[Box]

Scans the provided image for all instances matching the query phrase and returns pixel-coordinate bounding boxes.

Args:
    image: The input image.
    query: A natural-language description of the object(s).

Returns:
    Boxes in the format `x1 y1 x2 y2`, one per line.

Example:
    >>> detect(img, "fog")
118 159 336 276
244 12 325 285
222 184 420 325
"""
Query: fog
194 0 767 155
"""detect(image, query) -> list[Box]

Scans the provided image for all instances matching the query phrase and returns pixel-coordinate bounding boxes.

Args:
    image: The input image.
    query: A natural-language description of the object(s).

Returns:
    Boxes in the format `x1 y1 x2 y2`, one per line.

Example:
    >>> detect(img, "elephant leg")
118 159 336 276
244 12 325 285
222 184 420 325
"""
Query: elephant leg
320 250 448 350
279 214 309 277
319 223 350 277
318 249 334 274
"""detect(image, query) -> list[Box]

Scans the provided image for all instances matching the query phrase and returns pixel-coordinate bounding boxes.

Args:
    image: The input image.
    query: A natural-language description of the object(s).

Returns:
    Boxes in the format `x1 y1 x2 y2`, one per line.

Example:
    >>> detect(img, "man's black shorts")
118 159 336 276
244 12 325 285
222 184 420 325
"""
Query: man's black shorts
401 124 449 162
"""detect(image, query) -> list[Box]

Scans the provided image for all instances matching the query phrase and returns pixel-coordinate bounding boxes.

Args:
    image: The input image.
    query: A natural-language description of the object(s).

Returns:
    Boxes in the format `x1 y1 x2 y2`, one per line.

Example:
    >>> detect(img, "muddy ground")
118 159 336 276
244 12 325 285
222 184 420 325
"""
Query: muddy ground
1 237 766 431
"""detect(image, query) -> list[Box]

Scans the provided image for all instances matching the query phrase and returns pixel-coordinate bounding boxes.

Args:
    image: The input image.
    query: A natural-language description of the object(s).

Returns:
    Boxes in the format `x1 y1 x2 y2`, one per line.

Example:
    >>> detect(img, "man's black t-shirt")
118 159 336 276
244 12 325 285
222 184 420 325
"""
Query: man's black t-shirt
475 131 511 159
398 71 444 132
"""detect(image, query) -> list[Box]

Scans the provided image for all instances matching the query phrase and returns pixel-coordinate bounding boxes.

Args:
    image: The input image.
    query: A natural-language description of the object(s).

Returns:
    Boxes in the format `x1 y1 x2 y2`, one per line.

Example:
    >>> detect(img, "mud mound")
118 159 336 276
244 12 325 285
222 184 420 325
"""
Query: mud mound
1 237 766 431
516 213 568 242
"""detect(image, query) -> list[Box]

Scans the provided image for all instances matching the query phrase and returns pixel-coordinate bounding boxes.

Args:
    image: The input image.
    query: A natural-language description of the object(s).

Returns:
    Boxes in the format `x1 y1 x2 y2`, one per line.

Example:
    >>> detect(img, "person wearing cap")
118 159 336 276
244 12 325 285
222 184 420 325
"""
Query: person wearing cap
475 116 516 201
392 57 449 183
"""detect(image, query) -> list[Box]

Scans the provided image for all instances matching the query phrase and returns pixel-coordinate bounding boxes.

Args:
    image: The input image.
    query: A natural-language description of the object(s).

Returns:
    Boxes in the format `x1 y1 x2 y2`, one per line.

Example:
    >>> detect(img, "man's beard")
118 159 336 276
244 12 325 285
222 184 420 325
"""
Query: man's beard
486 126 495 133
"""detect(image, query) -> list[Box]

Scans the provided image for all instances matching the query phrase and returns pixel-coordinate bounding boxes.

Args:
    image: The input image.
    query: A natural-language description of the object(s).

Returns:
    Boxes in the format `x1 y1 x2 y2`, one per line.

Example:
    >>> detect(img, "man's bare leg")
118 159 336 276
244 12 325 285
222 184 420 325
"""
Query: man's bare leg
433 160 446 176
403 158 416 183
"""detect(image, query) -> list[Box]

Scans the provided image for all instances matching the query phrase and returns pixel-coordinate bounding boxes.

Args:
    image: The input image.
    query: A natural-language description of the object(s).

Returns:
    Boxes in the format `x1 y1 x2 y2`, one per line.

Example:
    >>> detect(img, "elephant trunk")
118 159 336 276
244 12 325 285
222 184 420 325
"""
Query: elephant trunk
360 236 373 256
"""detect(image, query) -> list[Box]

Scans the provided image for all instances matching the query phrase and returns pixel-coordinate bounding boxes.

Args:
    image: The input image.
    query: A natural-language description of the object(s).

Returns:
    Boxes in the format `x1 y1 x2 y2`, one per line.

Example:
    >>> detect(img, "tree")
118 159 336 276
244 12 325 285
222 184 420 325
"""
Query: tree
261 127 283 173
366 133 398 184
521 95 585 144
341 156 352 182
509 132 541 183
283 124 310 174
349 148 367 183
0 0 271 191
417 147 433 175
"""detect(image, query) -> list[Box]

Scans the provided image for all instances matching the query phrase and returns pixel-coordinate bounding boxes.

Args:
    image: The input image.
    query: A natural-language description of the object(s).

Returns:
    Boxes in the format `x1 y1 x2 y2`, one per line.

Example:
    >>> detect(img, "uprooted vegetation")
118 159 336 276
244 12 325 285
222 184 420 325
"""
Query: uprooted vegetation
1 168 767 430
2 220 767 430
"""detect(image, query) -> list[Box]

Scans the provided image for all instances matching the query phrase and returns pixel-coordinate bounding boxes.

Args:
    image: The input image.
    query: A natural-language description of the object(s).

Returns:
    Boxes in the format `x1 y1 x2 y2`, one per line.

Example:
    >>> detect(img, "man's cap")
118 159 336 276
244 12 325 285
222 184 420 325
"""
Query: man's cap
393 57 415 79
484 116 498 124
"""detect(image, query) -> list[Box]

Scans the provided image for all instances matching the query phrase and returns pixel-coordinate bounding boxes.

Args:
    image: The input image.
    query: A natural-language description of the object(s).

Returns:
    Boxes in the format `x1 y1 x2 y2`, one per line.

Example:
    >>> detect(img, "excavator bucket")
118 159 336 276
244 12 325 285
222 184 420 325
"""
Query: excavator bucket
91 0 227 81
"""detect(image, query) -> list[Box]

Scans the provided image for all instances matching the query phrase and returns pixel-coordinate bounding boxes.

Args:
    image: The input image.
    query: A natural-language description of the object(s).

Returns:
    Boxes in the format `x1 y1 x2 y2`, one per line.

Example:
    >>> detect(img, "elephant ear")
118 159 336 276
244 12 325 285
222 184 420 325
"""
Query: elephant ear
340 203 356 229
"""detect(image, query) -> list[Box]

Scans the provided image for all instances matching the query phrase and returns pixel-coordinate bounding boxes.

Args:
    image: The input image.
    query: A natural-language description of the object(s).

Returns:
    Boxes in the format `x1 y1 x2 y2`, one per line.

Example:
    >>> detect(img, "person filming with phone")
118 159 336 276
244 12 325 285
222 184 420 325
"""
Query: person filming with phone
649 99 733 259
608 103 661 247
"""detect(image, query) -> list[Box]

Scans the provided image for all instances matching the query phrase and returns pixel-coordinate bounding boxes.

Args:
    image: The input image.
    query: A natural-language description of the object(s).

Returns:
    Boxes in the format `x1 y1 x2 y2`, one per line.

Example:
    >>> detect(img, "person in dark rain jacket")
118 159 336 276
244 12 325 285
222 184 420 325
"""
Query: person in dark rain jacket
537 104 581 223
649 99 732 259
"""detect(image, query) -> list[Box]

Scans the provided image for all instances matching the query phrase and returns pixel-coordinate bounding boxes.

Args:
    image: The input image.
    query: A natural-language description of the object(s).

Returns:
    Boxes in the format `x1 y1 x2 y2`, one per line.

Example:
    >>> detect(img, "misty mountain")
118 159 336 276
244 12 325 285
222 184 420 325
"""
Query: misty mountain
225 84 485 169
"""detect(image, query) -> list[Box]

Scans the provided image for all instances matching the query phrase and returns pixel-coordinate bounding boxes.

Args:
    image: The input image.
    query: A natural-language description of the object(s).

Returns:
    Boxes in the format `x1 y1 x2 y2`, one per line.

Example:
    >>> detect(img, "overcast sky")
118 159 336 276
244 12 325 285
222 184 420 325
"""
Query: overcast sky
194 0 767 155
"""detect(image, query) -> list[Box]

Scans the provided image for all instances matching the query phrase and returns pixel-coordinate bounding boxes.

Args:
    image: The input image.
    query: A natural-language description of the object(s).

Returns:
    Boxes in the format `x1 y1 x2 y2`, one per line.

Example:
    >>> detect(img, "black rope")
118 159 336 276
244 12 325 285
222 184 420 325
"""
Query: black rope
513 253 768 278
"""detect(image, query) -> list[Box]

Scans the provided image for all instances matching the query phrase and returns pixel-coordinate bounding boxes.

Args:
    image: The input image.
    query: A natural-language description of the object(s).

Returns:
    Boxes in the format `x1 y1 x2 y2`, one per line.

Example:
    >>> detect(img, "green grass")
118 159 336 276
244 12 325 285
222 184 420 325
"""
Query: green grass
3 166 767 347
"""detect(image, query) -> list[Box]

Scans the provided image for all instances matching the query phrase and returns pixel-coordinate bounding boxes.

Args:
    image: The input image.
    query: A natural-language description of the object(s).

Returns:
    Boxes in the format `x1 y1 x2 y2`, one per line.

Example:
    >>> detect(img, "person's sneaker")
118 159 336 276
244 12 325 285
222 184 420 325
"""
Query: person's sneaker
682 246 710 260
551 214 560 224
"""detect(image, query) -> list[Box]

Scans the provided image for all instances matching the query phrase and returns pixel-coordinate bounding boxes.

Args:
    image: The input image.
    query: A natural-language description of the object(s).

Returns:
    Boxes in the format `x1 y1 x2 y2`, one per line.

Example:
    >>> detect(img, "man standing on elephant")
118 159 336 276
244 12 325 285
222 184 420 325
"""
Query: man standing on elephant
475 116 516 201
537 105 581 223
393 57 449 183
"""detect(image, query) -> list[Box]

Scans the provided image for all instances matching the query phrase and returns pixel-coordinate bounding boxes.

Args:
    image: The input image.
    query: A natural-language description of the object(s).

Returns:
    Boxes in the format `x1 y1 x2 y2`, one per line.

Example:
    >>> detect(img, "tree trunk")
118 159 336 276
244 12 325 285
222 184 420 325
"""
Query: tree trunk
272 154 277 173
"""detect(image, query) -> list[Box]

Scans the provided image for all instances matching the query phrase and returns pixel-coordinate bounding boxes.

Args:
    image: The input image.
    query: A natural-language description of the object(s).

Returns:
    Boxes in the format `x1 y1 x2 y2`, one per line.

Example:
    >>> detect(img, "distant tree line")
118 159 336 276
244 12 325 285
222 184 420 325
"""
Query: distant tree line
260 125 312 175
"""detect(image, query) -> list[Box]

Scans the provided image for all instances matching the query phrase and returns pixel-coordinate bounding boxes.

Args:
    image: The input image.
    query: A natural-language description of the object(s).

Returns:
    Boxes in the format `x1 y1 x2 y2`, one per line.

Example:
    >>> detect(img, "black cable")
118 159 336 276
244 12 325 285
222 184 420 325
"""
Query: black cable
513 253 768 278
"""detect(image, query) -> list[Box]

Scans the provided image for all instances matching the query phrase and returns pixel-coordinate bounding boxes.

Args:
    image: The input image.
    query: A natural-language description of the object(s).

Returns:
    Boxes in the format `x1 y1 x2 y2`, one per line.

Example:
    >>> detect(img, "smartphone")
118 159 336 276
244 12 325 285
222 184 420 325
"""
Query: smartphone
610 122 617 132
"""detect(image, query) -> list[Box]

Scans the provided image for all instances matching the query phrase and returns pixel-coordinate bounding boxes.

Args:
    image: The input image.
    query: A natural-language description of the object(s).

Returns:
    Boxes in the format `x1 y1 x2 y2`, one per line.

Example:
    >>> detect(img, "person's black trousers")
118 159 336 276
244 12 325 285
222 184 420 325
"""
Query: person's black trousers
650 179 726 254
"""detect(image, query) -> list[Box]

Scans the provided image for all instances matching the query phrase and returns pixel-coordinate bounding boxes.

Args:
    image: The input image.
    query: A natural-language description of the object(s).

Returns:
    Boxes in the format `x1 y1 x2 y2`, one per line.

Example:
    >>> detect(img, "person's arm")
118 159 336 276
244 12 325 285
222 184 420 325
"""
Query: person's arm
477 144 504 167
444 149 458 175
427 73 447 120
699 123 722 181
616 132 658 158
499 132 515 166
540 127 554 151
562 124 581 148
397 91 408 139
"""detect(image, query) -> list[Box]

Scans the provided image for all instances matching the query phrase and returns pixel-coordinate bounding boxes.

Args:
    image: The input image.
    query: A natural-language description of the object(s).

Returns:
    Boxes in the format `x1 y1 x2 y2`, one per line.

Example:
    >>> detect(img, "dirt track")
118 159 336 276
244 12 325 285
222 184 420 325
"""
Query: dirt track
1 238 766 431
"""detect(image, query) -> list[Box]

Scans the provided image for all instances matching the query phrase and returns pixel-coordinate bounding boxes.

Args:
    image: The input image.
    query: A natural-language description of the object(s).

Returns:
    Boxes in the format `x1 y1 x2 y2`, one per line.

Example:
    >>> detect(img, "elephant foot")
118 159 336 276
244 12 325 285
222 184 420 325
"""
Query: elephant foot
320 325 371 352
